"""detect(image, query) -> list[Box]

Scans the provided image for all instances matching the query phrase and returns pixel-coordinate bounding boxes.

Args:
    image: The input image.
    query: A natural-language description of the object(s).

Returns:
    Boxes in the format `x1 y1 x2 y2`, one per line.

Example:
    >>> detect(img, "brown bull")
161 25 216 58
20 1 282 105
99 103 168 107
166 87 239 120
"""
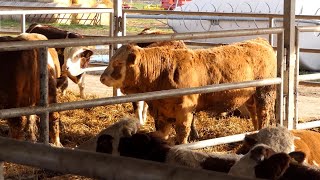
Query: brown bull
100 38 276 144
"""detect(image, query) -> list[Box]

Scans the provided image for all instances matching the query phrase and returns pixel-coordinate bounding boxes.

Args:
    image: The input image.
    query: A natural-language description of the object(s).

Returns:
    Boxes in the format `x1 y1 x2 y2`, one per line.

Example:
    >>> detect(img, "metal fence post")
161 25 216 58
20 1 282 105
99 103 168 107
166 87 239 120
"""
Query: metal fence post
113 0 123 97
20 13 26 33
39 47 49 145
283 0 296 130
276 32 285 126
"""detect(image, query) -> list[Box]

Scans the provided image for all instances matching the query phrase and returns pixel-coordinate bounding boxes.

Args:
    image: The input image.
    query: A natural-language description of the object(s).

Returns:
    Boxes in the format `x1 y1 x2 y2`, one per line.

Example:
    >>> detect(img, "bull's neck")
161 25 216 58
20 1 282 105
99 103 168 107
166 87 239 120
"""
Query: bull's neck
135 49 170 92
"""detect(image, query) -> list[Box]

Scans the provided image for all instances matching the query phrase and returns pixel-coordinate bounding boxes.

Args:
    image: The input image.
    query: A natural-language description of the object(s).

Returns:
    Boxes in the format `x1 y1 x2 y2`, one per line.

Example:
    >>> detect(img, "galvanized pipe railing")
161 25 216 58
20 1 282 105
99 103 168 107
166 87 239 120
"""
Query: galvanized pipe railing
0 137 249 180
0 78 282 119
294 25 320 130
0 27 284 51
38 48 49 145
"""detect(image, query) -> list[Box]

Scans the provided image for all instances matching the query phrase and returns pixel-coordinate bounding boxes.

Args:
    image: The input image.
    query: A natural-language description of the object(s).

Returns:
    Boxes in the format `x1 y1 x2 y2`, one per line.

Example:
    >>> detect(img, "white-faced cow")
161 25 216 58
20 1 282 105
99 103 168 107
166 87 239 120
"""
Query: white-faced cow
100 38 277 144
26 23 93 98
236 126 320 167
0 33 61 146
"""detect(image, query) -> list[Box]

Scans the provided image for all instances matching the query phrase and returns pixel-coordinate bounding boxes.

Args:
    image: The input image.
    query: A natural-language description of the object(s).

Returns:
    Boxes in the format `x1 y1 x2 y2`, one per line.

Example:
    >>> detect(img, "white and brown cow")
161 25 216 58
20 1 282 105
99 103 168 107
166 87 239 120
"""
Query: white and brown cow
26 23 92 98
236 126 320 167
100 38 277 144
0 33 61 146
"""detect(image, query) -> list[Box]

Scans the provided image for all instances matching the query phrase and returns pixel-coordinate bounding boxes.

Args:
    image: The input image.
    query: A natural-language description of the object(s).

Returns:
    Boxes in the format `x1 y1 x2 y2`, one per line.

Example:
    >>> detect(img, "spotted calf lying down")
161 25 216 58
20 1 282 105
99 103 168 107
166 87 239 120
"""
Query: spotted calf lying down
77 117 140 154
95 126 241 173
231 143 320 179
236 126 320 167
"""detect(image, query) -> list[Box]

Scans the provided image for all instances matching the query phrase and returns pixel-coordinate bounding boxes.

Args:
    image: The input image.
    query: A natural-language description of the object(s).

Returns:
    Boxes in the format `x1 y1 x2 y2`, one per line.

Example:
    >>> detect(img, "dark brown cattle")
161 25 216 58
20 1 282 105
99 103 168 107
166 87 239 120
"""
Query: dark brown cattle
0 33 61 146
255 151 320 180
100 38 277 144
26 23 91 98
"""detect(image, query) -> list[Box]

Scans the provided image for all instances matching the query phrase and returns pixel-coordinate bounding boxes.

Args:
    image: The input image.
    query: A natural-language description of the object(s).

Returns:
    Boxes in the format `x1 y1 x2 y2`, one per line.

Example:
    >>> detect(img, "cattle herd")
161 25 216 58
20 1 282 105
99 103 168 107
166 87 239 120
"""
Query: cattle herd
0 24 319 179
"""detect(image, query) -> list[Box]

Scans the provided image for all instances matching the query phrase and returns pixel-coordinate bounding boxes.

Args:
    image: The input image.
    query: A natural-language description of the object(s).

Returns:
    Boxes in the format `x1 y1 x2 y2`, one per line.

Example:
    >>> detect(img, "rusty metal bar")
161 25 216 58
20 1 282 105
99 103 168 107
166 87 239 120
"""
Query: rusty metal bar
0 78 282 119
0 137 248 180
38 48 49 145
0 28 284 52
276 32 285 126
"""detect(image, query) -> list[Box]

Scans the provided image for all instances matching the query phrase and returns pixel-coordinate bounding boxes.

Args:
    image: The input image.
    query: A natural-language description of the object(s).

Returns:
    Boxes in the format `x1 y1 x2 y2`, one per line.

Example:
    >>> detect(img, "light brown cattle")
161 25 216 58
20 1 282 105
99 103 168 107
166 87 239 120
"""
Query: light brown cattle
0 33 61 146
236 126 320 167
126 28 187 125
100 38 277 144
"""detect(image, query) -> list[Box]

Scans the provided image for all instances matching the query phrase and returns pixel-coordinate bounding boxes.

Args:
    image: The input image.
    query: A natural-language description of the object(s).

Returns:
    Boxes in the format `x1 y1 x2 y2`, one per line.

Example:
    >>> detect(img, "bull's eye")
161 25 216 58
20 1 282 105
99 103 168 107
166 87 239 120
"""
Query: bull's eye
113 60 124 67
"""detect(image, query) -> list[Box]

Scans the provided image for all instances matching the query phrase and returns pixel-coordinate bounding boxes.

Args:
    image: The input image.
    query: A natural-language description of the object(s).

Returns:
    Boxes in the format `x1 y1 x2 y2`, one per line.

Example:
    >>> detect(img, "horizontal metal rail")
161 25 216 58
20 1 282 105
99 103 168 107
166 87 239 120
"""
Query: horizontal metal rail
0 78 281 119
176 131 257 149
84 66 108 72
0 137 248 180
0 9 113 15
126 14 320 25
0 27 284 51
298 73 320 81
297 120 320 130
124 9 320 20
297 25 320 32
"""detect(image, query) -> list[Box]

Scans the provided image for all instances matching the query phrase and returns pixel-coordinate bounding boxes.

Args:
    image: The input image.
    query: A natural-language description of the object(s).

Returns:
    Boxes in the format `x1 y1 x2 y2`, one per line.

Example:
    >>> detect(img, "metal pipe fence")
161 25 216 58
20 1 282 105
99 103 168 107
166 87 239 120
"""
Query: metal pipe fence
0 136 249 180
294 25 320 130
0 26 284 179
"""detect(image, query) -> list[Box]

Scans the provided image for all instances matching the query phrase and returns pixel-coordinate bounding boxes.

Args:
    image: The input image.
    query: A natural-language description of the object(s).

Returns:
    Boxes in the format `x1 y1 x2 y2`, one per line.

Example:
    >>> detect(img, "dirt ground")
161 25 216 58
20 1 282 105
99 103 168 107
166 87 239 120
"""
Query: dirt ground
68 73 320 122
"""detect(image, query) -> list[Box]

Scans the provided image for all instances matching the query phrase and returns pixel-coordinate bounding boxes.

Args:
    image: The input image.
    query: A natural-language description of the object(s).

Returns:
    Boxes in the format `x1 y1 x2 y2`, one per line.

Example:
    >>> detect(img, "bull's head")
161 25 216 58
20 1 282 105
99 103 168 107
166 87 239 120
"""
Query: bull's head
100 45 141 88
63 47 93 76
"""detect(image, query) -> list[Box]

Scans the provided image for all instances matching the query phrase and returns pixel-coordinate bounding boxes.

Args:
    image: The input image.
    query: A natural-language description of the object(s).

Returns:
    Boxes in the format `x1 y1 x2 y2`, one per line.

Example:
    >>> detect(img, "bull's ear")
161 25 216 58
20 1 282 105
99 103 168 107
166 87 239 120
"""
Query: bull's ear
82 49 93 58
289 151 306 164
126 45 140 65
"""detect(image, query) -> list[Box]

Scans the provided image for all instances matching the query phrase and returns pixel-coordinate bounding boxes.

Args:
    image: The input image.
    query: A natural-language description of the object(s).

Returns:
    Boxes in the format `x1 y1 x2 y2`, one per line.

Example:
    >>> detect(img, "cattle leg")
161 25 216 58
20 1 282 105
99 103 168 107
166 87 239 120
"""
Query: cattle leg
189 114 199 141
255 85 276 129
133 101 148 125
7 116 27 140
48 75 62 147
78 72 86 99
245 97 258 130
25 115 38 142
175 112 193 144
49 112 61 146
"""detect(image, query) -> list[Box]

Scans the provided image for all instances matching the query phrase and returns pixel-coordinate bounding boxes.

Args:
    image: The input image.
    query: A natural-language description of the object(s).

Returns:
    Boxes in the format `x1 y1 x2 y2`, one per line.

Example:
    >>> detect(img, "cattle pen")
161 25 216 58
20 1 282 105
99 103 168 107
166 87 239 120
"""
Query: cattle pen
0 0 320 179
